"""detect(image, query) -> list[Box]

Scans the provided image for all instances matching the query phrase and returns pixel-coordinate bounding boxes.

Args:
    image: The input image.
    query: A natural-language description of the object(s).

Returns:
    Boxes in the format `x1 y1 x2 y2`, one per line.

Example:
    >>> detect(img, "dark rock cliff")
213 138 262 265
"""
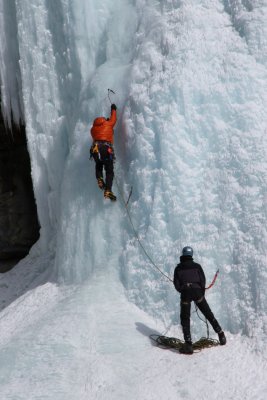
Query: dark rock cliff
0 109 39 272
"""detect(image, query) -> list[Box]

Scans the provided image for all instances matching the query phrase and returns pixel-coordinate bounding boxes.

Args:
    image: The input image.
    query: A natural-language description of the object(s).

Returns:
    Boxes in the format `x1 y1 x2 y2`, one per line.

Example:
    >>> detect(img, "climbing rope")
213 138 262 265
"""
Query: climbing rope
150 334 220 352
114 177 219 290
194 303 210 338
114 176 173 283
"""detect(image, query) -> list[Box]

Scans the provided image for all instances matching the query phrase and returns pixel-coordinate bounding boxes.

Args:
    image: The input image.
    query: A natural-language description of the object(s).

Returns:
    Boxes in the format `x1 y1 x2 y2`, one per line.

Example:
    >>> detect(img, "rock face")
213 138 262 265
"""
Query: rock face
0 112 40 272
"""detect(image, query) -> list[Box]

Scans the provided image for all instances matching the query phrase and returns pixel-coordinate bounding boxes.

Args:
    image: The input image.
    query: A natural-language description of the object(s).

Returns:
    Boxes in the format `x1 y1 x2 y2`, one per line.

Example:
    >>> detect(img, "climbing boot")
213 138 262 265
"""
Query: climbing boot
179 341 193 355
218 331 226 345
97 178 105 190
104 190 117 201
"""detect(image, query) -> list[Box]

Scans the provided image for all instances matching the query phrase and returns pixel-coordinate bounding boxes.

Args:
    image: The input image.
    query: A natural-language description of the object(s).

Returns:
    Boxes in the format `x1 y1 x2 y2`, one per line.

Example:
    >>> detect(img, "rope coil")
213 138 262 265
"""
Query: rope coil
150 334 220 352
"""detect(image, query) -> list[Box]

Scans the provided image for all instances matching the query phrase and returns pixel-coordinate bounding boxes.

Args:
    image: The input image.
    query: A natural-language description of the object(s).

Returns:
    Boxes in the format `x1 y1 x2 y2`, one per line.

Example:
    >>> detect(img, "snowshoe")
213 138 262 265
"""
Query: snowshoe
218 331 226 345
104 190 116 201
179 341 193 355
97 177 105 190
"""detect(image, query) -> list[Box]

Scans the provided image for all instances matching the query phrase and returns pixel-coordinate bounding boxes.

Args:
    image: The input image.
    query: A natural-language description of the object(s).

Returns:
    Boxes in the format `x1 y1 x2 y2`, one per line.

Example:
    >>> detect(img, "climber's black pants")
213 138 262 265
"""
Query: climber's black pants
180 288 222 342
93 144 114 191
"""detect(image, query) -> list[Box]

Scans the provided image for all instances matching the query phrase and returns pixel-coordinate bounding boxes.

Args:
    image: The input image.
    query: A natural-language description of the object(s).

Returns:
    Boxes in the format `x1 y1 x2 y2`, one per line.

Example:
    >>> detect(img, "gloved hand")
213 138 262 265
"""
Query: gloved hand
111 104 117 110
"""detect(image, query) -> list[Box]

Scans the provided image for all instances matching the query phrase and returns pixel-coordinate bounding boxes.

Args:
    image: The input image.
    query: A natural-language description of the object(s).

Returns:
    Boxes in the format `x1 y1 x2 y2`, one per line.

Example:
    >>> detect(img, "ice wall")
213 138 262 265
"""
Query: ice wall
117 0 267 333
14 0 81 252
1 0 267 335
0 0 24 127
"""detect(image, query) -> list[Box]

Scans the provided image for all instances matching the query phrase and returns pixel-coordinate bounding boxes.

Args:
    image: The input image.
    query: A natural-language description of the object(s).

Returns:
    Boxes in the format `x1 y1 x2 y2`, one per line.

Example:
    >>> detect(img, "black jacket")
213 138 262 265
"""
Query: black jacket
173 255 206 293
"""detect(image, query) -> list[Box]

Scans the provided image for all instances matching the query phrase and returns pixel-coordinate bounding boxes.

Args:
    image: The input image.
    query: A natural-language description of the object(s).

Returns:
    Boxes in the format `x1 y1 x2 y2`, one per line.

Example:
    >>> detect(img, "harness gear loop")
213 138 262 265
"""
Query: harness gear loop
92 143 99 153
90 141 115 162
90 143 99 159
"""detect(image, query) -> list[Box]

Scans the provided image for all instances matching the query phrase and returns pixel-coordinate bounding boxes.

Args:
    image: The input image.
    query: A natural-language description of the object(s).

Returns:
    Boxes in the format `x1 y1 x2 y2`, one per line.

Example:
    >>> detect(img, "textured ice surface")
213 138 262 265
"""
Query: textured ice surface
0 0 266 331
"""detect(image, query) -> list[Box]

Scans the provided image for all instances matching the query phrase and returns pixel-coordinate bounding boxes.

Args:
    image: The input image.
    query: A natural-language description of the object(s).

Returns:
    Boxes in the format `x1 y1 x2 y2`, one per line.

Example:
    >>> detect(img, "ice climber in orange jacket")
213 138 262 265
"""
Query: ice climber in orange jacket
90 104 117 201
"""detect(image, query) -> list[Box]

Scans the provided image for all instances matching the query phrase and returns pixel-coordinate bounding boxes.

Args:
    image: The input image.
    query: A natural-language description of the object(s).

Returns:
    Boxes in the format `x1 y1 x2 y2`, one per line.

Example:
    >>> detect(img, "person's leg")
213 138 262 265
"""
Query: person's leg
104 159 114 192
179 298 194 354
92 145 106 190
93 155 104 181
96 145 116 200
196 296 226 344
180 300 192 343
196 297 222 333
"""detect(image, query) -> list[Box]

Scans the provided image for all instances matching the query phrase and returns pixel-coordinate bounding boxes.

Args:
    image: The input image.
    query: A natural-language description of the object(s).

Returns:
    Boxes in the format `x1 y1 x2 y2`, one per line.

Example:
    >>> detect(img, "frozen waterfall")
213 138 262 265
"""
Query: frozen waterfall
0 0 267 331
0 1 267 398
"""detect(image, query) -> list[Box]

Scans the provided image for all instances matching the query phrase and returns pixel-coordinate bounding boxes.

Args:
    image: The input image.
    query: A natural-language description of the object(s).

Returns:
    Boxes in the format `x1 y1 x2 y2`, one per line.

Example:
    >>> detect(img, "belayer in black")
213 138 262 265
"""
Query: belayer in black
173 246 226 354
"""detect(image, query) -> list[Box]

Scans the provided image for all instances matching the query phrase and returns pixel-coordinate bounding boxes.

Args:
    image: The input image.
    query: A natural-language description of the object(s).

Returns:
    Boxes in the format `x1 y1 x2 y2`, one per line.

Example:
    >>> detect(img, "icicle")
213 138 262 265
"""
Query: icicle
0 0 24 129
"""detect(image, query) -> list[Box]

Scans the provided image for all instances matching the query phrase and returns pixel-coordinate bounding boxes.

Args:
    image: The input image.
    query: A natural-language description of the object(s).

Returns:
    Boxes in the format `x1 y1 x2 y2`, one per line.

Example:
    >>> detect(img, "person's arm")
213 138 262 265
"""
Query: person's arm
105 104 117 127
198 264 206 292
173 266 181 292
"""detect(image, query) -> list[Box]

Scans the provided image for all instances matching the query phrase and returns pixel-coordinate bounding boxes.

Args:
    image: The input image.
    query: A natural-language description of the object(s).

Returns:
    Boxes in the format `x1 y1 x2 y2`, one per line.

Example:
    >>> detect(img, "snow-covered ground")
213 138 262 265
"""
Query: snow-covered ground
0 257 267 400
0 0 267 398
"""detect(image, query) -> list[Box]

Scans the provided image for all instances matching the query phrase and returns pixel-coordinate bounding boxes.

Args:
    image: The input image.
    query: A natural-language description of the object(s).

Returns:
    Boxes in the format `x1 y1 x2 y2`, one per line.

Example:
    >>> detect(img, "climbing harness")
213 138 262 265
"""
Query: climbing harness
150 334 220 353
90 141 114 161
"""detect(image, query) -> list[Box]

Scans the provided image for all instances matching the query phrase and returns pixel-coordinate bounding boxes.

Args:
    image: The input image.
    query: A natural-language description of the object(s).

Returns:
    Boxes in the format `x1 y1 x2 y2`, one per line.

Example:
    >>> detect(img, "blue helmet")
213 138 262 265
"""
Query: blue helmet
182 246 193 257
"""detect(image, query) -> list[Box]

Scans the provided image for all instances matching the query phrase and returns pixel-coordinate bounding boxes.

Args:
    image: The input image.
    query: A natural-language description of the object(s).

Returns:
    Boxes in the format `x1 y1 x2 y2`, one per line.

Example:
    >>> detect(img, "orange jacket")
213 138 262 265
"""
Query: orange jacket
90 109 117 144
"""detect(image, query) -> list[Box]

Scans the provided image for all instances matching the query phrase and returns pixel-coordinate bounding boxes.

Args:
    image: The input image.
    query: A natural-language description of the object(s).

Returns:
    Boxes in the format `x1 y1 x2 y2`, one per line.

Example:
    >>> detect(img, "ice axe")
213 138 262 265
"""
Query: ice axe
108 88 115 104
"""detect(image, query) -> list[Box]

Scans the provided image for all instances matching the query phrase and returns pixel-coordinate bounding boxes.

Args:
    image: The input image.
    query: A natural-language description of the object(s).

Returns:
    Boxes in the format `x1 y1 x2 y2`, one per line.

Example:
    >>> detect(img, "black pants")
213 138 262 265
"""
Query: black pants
180 288 222 342
93 144 114 191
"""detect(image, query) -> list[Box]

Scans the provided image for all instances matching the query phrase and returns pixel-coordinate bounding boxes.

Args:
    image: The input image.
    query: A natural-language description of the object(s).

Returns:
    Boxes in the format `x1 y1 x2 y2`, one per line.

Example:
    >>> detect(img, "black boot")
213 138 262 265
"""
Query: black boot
179 341 193 355
218 331 226 345
104 190 116 201
97 177 105 190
